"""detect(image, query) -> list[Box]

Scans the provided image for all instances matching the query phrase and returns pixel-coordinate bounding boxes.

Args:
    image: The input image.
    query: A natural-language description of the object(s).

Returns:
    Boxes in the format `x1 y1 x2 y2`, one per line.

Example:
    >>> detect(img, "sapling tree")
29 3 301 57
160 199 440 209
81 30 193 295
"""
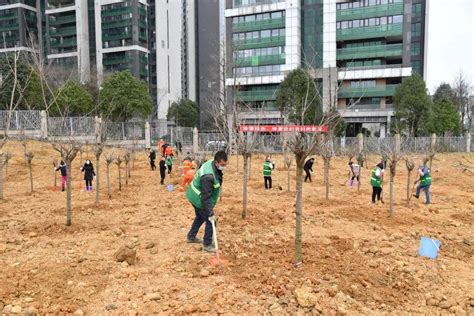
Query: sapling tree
115 155 123 191
210 42 262 220
276 68 337 265
124 150 131 184
105 151 115 199
283 146 293 192
25 151 34 193
405 158 415 204
51 139 82 225
380 134 403 217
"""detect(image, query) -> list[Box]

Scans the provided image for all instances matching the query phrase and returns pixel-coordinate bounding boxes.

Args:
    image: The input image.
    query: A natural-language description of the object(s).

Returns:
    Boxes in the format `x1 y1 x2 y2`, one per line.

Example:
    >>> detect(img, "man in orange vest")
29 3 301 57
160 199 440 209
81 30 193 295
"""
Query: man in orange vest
182 158 193 176
165 145 173 157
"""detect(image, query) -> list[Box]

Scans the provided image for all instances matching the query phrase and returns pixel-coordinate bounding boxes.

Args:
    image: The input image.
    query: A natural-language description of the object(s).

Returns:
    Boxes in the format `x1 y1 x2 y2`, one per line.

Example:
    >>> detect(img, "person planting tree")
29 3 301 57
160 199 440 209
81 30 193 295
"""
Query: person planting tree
370 162 385 204
186 151 228 253
413 159 432 205
55 160 67 192
262 156 275 190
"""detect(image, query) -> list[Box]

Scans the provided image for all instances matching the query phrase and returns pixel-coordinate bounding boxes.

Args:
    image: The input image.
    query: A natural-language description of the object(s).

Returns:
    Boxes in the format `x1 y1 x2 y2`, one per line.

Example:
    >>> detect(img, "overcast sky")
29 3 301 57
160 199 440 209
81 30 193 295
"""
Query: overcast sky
426 0 474 93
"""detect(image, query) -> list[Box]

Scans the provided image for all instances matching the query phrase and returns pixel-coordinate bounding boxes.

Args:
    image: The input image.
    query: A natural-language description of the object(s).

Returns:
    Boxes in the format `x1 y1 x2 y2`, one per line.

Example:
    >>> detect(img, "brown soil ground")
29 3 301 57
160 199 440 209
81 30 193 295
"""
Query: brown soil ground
0 141 473 315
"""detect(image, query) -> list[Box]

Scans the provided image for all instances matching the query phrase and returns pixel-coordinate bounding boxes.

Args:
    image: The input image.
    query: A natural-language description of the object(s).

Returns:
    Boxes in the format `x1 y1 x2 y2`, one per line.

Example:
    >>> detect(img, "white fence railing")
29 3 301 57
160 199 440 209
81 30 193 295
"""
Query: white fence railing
0 111 472 153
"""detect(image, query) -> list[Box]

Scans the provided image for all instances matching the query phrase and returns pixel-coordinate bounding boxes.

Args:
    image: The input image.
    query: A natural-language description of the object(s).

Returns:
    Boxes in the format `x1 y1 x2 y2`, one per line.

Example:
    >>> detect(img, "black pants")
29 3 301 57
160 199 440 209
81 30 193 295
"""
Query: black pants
187 206 213 246
85 180 92 187
160 169 166 184
304 169 312 182
167 165 172 174
150 159 156 170
372 186 382 203
351 175 360 181
264 176 272 189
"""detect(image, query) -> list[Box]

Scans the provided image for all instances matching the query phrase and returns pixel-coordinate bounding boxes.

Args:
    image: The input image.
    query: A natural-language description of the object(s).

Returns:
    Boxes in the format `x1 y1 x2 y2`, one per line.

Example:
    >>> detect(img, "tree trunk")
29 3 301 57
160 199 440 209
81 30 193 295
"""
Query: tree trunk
242 154 249 219
236 154 239 174
248 154 252 180
106 163 112 199
294 158 304 265
66 159 73 226
324 158 330 200
389 171 395 217
96 155 100 205
118 164 122 191
125 162 129 185
406 170 412 204
28 160 33 193
0 162 4 200
287 165 290 192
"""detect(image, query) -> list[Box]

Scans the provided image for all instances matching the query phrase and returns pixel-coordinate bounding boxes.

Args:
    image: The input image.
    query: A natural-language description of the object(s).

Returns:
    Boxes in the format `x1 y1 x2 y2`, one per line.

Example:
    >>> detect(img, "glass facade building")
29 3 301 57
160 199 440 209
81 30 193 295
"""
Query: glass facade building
225 0 428 135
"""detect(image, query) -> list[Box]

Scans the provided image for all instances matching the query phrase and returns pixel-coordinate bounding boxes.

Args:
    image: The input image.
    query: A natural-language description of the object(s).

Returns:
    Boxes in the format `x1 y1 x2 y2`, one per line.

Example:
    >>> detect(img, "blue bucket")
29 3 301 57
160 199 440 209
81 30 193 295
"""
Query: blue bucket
419 236 441 260
167 184 174 192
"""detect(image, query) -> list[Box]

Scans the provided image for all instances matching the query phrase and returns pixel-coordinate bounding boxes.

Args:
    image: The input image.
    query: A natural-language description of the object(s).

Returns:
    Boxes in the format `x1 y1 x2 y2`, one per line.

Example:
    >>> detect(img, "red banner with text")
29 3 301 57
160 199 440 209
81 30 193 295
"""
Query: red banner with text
239 125 328 133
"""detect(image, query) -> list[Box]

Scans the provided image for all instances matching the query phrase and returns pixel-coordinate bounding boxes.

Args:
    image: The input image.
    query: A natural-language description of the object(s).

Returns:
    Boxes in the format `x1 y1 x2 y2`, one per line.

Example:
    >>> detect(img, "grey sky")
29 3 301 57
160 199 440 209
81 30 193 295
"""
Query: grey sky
426 0 474 93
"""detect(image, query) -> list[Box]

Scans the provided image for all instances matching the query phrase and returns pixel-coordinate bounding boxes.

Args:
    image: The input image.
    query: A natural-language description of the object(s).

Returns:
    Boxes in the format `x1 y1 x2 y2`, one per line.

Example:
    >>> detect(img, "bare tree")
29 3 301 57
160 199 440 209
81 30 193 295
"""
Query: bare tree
283 147 293 192
25 151 34 193
380 135 402 217
53 159 58 189
405 158 415 204
453 71 472 131
51 139 82 225
115 155 123 191
209 41 262 219
124 150 131 184
105 151 115 199
0 153 8 199
318 133 333 200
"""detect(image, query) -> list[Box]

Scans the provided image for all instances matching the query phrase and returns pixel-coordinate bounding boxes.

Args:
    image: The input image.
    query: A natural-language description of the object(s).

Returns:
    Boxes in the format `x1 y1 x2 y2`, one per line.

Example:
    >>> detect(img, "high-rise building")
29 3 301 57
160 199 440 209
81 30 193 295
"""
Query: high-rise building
155 0 221 127
0 0 223 129
225 0 428 136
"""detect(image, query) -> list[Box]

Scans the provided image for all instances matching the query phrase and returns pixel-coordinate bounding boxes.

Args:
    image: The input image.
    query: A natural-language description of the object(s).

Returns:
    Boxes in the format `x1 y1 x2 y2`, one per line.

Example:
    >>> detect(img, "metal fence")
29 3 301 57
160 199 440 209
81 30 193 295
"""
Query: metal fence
0 111 472 153
48 117 95 137
0 110 42 130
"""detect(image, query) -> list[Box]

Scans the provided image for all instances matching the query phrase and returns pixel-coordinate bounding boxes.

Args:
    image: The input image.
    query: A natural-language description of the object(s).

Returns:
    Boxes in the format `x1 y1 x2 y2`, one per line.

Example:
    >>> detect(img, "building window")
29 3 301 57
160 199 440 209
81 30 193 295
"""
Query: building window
351 80 376 87
411 42 421 56
393 15 403 23
411 22 421 37
412 3 422 17
412 60 421 74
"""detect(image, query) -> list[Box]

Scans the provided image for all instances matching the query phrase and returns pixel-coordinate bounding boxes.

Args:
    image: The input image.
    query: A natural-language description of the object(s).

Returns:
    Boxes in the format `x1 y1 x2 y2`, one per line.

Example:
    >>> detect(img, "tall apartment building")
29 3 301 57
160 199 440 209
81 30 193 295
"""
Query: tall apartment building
156 0 221 127
0 0 41 55
225 0 428 136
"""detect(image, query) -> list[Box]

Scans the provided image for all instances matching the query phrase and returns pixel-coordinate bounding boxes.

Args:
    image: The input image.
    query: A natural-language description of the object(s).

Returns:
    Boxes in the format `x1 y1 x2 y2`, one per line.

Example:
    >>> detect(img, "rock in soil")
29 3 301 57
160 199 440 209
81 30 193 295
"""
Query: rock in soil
114 245 137 265
294 287 318 308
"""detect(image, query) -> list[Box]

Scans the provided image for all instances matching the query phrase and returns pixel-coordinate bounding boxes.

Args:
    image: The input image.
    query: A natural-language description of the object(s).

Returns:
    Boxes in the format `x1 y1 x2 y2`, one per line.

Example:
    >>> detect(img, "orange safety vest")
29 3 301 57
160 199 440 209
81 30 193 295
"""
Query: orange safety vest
165 146 173 156
182 160 192 175
179 169 196 191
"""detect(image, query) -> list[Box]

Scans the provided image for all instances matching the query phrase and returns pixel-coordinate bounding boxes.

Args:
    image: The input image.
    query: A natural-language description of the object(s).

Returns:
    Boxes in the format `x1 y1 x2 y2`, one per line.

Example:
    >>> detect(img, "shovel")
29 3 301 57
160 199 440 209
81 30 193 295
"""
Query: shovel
209 217 228 266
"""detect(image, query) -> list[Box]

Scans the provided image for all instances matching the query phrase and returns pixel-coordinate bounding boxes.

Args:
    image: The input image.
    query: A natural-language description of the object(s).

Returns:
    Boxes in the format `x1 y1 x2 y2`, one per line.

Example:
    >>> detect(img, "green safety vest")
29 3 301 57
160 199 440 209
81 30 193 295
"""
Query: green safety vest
263 161 273 177
186 160 221 209
420 167 432 186
166 156 173 166
370 167 382 188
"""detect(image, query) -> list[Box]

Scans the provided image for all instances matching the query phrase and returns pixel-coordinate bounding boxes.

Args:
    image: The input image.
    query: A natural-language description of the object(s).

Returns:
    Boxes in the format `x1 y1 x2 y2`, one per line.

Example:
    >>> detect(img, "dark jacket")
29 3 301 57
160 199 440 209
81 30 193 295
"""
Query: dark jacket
149 150 156 160
159 159 166 176
81 163 95 181
304 159 314 172
200 162 223 216
56 164 67 176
